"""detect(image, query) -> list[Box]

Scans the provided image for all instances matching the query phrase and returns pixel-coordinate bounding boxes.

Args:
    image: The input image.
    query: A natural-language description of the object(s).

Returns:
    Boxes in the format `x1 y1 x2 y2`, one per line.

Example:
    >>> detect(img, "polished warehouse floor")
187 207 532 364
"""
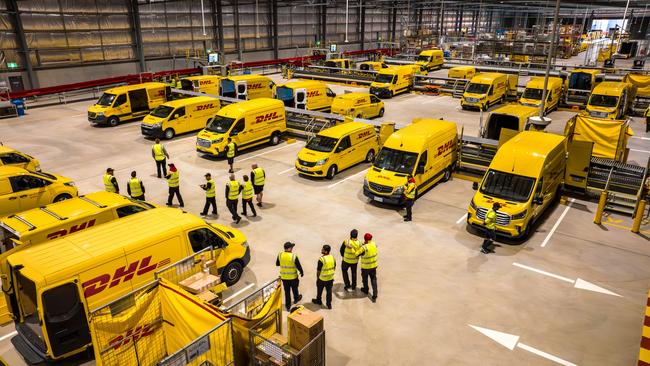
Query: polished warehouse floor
0 75 648 365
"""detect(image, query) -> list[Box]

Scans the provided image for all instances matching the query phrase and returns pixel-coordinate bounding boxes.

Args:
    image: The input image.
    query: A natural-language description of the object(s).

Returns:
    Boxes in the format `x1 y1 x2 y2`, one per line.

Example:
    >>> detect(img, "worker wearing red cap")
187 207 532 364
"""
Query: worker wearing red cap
356 233 378 303
403 175 417 222
165 163 184 207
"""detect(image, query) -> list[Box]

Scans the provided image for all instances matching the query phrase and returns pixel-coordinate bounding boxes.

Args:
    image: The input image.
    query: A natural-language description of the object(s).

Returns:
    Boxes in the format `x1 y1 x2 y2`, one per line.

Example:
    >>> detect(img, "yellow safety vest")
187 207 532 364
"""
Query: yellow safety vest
343 238 361 264
485 209 497 230
152 144 165 161
104 174 116 193
205 179 215 198
227 142 236 158
167 171 179 188
319 255 335 281
175 81 182 88
227 181 240 200
278 252 298 280
404 182 416 200
359 241 378 270
129 178 143 197
252 167 265 186
242 181 254 200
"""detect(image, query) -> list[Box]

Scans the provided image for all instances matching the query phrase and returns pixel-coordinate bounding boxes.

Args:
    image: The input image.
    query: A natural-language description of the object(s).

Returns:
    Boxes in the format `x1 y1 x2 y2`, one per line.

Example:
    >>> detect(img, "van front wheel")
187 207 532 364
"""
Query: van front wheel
222 262 243 286
270 132 281 146
365 150 375 163
442 167 452 182
164 128 175 140
377 108 384 118
107 116 119 127
326 165 338 180
53 194 73 203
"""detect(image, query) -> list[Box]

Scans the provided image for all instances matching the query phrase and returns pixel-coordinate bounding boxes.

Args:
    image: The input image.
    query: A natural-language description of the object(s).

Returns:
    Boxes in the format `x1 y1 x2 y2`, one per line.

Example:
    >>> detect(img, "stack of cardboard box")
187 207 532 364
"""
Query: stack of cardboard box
288 309 324 366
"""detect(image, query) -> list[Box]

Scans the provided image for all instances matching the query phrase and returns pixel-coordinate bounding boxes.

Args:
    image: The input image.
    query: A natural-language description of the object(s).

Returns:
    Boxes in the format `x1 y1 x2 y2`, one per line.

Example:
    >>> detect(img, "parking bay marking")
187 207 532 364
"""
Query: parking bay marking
238 142 305 163
540 198 574 248
456 214 467 224
327 170 368 189
278 167 295 175
512 262 622 297
0 331 17 343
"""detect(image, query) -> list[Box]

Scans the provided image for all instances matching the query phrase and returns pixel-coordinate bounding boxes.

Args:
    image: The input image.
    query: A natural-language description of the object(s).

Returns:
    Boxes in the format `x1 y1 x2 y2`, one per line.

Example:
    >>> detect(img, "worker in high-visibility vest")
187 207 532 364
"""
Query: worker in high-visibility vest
403 175 417 222
481 202 501 254
226 138 236 173
312 244 336 310
225 174 242 224
250 163 266 207
241 175 257 217
276 242 304 311
339 229 361 292
103 168 119 194
126 171 145 201
200 172 217 216
152 138 169 178
356 233 378 303
165 163 184 207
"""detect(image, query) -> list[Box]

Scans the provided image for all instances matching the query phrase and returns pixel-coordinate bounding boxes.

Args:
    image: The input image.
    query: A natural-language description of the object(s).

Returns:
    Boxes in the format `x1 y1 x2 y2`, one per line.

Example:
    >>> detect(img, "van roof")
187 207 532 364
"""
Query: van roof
161 96 217 108
526 77 563 89
571 69 601 75
0 192 148 235
183 75 221 81
105 82 167 94
490 131 565 177
449 66 475 72
419 49 442 56
383 119 457 153
335 92 370 100
278 80 326 89
470 73 506 83
217 98 282 116
327 58 350 62
6 208 207 282
592 81 627 96
490 104 539 118
319 122 372 138
0 146 17 154
226 74 270 82
378 66 411 75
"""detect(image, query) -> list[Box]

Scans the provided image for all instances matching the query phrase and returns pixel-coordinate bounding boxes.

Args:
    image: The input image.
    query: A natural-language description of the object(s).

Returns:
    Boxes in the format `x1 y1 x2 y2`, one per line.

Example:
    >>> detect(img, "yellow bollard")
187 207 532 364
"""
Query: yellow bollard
594 190 608 225
632 200 646 233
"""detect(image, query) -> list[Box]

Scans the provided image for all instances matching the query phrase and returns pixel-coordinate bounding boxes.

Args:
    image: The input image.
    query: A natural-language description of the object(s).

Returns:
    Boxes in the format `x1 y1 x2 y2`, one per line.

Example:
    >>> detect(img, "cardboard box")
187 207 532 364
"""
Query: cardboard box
268 333 288 347
179 272 220 294
288 308 323 350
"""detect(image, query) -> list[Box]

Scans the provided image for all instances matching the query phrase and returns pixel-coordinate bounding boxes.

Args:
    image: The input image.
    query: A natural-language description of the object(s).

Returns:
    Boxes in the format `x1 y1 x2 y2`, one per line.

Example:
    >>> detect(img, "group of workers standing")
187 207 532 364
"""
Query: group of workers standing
102 139 265 224
276 229 379 312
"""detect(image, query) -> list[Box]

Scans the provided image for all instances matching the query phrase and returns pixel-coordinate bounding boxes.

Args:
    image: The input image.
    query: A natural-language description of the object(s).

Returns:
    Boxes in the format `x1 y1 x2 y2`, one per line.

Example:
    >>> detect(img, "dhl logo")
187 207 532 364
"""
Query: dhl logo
196 103 216 111
46 219 96 240
199 80 213 85
307 91 321 98
248 83 263 90
82 255 169 298
496 82 505 88
107 323 158 351
357 130 373 139
156 90 165 96
354 99 365 106
436 140 455 157
255 112 279 123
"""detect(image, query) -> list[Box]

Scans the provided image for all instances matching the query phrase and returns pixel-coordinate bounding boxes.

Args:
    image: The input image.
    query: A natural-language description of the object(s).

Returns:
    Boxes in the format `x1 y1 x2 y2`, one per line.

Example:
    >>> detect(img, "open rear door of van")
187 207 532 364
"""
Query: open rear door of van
128 89 149 114
294 88 307 109
236 81 247 100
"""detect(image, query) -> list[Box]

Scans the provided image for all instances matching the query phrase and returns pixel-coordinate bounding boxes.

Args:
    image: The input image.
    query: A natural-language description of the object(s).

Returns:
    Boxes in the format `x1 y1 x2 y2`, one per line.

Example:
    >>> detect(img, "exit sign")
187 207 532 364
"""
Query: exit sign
7 62 18 68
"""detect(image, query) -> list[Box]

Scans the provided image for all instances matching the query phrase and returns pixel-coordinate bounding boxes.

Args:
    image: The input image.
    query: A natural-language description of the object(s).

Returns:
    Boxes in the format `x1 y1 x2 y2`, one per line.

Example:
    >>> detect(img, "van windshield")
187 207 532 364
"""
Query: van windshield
306 136 338 153
416 55 432 62
568 72 592 90
276 86 294 101
151 105 174 118
480 169 536 203
522 88 543 100
97 93 116 106
466 83 490 94
375 74 395 84
206 115 236 133
373 147 418 174
589 94 618 108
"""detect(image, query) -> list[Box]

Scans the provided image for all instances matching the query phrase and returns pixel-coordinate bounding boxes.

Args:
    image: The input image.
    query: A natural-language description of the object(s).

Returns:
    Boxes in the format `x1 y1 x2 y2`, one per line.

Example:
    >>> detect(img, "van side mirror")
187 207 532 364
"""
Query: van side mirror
472 182 479 190
173 114 179 119
416 165 425 175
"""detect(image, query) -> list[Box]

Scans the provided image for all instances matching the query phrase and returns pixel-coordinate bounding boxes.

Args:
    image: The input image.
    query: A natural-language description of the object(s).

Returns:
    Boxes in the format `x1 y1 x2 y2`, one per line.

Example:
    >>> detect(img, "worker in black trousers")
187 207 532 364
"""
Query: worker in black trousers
225 174 242 224
276 242 304 311
312 244 336 310
200 173 217 216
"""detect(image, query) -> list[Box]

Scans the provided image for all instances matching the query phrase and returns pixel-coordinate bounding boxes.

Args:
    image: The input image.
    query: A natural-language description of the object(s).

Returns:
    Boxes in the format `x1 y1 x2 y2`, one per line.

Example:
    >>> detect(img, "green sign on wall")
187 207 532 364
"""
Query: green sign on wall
7 62 18 68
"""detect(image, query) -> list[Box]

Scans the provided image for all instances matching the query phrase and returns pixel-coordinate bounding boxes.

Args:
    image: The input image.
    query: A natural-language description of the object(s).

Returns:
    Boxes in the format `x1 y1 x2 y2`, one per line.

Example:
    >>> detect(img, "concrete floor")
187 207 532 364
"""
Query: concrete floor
0 77 649 365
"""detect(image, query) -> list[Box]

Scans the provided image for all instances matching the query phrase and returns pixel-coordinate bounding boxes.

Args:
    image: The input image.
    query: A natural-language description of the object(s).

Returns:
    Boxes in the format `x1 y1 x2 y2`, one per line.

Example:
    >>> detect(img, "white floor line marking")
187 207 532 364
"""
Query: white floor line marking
517 343 577 366
221 283 255 304
632 136 650 141
327 170 368 189
278 167 295 175
540 198 574 248
512 262 575 283
456 214 467 224
0 331 17 342
238 142 304 163
630 148 650 154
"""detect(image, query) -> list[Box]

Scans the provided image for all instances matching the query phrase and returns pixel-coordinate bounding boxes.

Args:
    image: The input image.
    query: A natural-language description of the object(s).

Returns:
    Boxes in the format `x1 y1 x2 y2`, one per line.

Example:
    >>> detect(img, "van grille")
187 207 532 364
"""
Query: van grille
298 159 316 167
88 112 96 119
476 207 510 226
197 138 212 148
368 182 393 194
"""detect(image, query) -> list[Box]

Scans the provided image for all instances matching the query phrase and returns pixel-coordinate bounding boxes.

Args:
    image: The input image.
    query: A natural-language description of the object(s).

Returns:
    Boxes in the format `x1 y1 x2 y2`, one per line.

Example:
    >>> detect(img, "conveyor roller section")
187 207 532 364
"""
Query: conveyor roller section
456 135 499 181
290 66 376 85
587 157 646 196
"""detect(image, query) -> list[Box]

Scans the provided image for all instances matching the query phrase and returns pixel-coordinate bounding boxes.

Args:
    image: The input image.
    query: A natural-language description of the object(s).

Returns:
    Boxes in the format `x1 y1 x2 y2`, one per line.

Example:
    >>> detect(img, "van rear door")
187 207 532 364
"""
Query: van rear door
41 282 91 358
236 81 248 100
295 88 307 109
128 89 149 114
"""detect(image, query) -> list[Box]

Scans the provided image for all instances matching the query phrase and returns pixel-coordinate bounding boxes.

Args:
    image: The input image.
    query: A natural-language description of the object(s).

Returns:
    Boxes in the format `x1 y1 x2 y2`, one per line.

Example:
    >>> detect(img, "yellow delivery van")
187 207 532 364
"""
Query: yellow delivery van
196 98 286 156
275 80 335 112
358 61 388 71
370 66 414 98
585 81 636 120
467 131 566 238
448 66 476 80
87 82 168 127
324 58 353 69
483 104 539 140
519 76 563 114
461 72 508 111
220 74 275 100
141 96 220 139
0 166 77 217
565 69 604 106
331 92 385 118
0 146 40 172
0 191 155 250
7 208 250 363
295 122 379 179
415 49 444 72
363 118 458 204
180 75 222 95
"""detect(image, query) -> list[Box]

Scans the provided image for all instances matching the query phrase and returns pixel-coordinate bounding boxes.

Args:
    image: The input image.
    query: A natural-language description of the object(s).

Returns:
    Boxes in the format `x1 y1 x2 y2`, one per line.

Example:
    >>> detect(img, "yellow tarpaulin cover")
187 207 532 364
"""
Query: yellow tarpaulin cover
624 74 650 98
572 115 633 160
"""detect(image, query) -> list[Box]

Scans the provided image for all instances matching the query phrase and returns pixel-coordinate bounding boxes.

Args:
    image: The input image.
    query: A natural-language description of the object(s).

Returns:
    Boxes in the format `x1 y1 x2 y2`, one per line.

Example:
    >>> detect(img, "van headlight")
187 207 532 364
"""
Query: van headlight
212 137 223 143
394 186 403 195
469 199 477 210
241 240 248 248
512 210 527 220
363 177 369 187
64 181 76 187
315 158 328 166
97 112 104 116
151 122 162 128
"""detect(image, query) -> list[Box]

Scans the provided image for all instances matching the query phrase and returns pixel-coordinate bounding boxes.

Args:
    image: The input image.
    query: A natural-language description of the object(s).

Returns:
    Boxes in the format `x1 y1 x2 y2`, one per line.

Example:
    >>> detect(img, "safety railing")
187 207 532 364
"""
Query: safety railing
250 328 326 366
222 277 281 318
154 247 214 286
157 318 236 366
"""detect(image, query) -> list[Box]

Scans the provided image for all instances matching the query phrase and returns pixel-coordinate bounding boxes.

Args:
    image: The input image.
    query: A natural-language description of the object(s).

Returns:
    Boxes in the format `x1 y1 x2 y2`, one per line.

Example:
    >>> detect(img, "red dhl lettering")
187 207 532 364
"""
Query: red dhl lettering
196 103 216 111
357 130 372 139
436 140 455 157
255 111 279 123
497 82 505 88
248 83 263 90
199 80 213 85
156 90 165 96
82 255 165 298
108 323 157 351
307 91 321 98
355 99 365 106
46 219 96 240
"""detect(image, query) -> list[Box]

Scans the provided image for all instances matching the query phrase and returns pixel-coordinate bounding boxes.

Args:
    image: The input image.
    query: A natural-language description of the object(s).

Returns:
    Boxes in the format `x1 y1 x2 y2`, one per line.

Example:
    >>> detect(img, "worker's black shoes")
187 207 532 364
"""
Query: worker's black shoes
311 298 322 305
257 202 263 207
326 304 332 309
295 294 302 303
371 296 377 303
360 288 369 294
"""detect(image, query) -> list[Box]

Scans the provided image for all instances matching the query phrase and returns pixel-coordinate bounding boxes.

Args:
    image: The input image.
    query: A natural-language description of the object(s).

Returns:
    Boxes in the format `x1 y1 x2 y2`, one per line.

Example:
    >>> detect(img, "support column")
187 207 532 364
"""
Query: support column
234 0 243 60
211 0 225 64
360 1 366 50
128 0 146 73
272 0 278 58
321 4 327 44
6 0 38 88
391 2 397 41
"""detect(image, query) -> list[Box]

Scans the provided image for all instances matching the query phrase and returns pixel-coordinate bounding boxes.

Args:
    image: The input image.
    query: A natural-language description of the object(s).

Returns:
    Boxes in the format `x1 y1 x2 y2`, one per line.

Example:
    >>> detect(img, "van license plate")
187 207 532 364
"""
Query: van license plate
373 197 383 202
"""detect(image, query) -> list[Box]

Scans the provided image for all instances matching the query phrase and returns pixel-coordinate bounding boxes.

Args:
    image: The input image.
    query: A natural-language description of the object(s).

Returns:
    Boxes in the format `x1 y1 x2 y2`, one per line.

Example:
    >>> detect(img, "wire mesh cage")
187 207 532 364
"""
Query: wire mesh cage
249 327 326 366
157 319 236 366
